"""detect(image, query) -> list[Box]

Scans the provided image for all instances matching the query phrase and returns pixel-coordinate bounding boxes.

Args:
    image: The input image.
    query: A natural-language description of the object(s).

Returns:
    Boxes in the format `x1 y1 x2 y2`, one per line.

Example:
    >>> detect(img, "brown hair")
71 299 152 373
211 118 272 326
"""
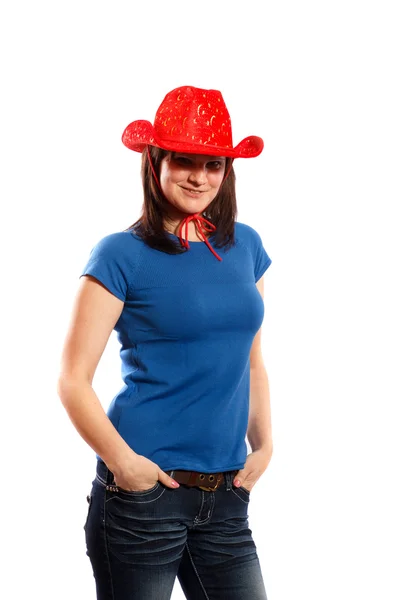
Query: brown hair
124 146 237 255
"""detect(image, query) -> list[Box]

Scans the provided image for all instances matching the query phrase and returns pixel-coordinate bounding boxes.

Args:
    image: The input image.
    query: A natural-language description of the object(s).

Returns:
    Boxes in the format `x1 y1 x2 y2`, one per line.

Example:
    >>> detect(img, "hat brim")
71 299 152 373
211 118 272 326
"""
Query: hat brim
122 120 263 158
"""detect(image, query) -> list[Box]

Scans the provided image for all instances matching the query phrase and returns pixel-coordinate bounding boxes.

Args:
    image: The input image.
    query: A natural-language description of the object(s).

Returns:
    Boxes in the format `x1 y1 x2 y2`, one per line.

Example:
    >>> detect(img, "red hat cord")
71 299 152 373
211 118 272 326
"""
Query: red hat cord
178 214 222 261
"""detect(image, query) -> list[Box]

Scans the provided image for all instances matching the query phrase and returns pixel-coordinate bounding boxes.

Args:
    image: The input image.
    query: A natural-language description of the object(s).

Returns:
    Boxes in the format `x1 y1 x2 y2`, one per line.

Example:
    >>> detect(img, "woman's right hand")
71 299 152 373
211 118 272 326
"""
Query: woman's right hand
110 453 180 492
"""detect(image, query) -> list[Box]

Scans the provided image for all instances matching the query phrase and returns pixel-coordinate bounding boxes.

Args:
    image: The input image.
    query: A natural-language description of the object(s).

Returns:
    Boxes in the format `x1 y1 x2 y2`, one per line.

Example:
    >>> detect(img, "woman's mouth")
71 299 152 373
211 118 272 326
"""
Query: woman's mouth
181 187 206 198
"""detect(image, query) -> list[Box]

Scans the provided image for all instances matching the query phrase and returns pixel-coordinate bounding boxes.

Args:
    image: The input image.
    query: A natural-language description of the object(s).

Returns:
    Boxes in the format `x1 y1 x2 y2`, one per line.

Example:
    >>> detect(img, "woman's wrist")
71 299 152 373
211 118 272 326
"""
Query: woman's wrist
103 447 139 476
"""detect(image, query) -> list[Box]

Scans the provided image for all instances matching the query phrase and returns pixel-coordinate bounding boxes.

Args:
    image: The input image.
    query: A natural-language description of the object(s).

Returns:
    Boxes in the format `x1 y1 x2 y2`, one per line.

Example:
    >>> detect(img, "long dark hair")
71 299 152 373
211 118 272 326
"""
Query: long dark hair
124 146 237 255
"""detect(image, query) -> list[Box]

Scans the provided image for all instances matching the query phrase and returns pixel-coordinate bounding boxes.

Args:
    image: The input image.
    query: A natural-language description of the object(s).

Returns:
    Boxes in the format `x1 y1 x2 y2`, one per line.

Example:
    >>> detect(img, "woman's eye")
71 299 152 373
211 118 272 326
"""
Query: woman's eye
174 156 191 165
172 156 223 170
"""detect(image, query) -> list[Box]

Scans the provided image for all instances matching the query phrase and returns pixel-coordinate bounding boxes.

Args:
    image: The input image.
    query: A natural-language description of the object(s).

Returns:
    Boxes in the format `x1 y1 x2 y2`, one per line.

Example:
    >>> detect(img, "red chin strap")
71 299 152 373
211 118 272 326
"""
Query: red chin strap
178 213 222 261
146 146 233 262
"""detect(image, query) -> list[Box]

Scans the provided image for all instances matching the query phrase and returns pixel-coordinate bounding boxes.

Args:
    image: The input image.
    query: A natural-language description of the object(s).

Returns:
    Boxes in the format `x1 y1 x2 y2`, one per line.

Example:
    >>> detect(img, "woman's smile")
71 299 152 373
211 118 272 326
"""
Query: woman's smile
179 186 209 198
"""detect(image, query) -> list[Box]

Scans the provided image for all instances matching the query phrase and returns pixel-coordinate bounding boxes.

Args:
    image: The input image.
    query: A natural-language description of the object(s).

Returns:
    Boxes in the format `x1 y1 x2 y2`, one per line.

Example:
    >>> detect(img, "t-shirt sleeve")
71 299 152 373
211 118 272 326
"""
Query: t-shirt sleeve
79 233 130 301
253 229 272 283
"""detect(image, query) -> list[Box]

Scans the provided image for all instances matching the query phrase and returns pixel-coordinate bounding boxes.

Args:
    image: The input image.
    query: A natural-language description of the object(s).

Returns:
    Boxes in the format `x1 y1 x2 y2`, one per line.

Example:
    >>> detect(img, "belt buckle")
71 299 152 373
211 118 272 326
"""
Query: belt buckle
198 473 222 492
198 484 218 492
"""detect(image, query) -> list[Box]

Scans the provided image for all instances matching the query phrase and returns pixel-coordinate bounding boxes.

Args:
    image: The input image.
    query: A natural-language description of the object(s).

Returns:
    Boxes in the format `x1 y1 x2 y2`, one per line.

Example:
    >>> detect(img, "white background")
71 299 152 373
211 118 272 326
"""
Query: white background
1 1 399 599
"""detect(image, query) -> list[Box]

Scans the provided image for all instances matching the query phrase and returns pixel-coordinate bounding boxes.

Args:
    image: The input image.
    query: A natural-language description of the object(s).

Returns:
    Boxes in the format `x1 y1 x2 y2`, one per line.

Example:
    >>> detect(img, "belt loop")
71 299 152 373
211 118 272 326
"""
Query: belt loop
225 471 232 491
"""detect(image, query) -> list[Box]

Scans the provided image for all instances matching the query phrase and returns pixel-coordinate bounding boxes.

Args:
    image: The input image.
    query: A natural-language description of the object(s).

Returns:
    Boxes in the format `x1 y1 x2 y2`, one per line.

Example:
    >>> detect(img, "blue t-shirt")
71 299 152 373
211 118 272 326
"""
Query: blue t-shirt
80 221 272 473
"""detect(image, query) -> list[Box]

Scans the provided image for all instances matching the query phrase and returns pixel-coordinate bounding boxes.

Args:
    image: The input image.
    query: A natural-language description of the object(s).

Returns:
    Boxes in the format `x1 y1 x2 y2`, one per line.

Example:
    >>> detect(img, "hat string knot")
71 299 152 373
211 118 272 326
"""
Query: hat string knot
178 213 222 262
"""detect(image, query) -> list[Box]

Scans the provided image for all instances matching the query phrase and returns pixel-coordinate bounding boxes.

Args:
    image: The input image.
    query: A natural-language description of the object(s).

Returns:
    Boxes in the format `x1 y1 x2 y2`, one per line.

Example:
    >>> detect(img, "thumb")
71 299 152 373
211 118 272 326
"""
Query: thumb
233 470 245 487
158 470 180 489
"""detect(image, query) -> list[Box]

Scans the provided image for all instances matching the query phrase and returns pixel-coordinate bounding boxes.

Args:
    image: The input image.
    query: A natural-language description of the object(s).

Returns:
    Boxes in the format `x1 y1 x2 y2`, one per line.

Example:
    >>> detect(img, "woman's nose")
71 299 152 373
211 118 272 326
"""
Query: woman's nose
187 165 207 185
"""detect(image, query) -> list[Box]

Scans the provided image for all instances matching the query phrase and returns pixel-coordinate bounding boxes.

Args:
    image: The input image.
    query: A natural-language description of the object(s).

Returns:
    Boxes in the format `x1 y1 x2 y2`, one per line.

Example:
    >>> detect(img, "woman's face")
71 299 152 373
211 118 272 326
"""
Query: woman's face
159 152 226 217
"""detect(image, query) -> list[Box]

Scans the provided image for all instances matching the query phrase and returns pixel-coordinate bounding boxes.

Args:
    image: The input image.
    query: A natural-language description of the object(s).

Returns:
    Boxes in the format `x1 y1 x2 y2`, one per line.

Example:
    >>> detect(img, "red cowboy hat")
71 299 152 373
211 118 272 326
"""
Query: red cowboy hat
122 85 263 158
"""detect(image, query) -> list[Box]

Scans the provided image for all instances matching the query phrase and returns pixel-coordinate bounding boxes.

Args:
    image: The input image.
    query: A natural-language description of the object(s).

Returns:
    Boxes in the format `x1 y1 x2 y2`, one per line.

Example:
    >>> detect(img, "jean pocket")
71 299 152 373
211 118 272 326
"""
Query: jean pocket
106 481 166 505
231 485 251 503
116 481 161 496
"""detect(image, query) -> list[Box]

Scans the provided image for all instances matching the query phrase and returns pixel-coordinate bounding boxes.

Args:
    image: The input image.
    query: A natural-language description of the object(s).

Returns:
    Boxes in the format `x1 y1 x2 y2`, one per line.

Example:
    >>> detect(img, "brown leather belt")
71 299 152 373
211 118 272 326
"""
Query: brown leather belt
165 469 239 492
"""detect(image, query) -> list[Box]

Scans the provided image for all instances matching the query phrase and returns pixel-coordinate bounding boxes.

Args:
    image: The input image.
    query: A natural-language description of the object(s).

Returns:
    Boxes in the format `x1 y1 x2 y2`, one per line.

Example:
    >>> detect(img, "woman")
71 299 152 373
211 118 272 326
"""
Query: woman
58 85 273 600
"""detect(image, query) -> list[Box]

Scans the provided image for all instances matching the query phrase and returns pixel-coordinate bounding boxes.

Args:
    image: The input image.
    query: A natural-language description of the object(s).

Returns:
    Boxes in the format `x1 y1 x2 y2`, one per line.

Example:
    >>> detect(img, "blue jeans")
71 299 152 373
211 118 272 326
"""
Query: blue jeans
85 460 268 599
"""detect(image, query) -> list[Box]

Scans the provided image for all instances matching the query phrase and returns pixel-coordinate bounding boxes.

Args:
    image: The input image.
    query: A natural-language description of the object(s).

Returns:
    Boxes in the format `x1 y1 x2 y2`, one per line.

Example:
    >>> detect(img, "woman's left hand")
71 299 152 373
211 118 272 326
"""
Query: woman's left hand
233 447 273 492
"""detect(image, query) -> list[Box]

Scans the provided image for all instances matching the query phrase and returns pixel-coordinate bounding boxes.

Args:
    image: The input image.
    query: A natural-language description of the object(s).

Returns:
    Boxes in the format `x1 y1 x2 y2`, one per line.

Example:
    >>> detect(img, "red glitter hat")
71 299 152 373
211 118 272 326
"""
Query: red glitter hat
122 85 263 158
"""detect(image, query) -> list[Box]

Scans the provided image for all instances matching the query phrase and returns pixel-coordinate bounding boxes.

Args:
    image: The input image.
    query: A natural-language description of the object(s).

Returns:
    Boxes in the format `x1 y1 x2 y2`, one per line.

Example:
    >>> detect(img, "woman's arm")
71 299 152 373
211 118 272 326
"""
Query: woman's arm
247 275 273 456
57 275 137 473
233 276 273 491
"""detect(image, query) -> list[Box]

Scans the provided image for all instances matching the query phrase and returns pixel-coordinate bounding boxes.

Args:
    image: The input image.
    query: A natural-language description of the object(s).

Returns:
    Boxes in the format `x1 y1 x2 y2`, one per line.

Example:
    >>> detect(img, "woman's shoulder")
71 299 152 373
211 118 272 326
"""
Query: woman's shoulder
234 221 264 245
87 229 140 252
83 230 144 270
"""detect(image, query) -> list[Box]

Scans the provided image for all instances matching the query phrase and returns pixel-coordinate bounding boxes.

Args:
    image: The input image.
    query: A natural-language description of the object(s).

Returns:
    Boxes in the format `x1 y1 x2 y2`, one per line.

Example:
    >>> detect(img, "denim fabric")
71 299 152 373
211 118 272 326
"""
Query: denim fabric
84 460 268 599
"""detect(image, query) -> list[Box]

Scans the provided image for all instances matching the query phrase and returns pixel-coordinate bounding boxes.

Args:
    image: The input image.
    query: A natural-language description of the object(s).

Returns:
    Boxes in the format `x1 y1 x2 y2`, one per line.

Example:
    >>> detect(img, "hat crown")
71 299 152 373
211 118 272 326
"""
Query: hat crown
153 86 233 151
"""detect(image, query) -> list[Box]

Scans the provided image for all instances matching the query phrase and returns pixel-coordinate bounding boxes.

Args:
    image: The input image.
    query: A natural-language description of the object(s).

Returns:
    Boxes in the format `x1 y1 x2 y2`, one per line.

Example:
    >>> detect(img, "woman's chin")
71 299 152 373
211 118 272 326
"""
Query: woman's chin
167 202 210 217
